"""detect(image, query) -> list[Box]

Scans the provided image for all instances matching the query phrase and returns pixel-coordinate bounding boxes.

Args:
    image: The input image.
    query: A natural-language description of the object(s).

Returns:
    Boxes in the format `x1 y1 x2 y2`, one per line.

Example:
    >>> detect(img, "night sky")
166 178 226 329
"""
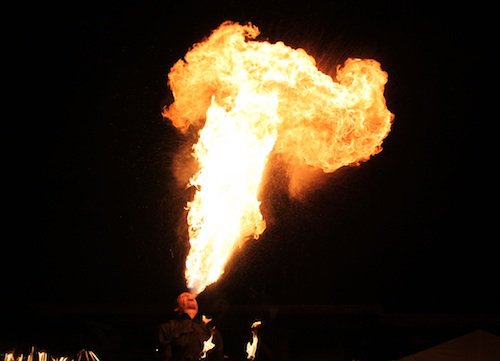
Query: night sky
3 0 497 358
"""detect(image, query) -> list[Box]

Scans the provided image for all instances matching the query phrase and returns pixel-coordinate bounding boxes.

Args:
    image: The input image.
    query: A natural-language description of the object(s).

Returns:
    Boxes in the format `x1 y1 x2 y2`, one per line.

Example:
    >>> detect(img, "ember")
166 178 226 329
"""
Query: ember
163 21 394 296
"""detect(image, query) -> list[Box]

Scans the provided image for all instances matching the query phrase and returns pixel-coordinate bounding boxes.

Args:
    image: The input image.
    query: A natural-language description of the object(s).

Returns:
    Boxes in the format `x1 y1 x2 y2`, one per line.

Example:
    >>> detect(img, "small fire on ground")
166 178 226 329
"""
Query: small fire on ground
3 348 101 361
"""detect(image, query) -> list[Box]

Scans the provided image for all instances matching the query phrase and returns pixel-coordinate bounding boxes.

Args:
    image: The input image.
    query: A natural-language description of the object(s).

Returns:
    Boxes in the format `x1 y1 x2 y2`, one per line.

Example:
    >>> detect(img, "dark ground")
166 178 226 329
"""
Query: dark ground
3 302 500 360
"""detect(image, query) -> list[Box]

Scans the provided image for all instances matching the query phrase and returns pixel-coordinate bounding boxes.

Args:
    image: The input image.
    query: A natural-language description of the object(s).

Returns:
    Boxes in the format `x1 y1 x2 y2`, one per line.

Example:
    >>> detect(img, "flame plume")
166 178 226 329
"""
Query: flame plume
163 21 394 296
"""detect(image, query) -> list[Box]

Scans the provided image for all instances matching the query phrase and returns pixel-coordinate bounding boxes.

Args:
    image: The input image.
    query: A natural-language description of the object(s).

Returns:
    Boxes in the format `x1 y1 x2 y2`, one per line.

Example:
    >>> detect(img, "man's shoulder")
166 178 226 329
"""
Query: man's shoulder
159 317 184 328
159 317 194 334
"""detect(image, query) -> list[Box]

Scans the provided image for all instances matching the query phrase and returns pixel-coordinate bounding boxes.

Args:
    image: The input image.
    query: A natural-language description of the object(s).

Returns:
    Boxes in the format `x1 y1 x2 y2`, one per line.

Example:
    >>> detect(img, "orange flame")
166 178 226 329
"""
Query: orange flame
246 320 262 360
163 21 394 296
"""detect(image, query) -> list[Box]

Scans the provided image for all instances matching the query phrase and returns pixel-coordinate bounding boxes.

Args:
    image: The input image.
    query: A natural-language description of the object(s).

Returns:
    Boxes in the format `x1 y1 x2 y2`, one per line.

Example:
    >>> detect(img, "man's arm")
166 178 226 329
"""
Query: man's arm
158 323 173 361
212 328 225 361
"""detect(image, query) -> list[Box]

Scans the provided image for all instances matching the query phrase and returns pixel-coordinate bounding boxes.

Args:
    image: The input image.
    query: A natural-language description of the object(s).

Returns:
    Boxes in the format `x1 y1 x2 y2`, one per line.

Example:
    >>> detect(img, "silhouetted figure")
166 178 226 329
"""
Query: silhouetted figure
158 292 225 361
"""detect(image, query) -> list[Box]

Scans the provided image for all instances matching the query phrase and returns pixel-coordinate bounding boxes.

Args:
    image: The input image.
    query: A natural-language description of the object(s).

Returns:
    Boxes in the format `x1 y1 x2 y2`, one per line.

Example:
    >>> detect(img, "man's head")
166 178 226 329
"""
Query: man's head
175 292 198 318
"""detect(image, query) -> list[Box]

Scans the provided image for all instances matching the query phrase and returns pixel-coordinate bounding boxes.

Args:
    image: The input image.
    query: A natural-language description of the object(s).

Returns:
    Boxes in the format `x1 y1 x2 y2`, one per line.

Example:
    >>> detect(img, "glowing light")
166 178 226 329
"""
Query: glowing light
163 21 394 295
246 321 262 360
200 334 215 358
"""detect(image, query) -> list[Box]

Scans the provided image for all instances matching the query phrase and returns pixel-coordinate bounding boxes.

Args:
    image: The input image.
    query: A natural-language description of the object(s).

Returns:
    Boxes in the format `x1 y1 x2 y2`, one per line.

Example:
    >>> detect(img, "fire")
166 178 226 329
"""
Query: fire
163 21 394 296
246 332 258 360
246 321 262 360
2 349 98 361
200 334 215 359
3 353 17 361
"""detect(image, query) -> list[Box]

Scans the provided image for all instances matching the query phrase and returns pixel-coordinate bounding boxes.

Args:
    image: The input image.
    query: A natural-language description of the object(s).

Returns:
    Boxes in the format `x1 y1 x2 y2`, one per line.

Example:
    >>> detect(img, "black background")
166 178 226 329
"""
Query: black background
3 1 497 360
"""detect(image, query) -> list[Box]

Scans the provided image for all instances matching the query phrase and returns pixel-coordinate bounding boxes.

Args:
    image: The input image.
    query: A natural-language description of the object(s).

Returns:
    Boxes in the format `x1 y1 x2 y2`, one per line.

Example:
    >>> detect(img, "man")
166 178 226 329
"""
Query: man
158 292 225 361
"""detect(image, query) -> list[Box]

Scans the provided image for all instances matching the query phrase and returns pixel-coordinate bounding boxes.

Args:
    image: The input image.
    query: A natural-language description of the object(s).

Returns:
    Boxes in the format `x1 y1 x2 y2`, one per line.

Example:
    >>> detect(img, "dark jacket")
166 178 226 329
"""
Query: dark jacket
158 313 225 361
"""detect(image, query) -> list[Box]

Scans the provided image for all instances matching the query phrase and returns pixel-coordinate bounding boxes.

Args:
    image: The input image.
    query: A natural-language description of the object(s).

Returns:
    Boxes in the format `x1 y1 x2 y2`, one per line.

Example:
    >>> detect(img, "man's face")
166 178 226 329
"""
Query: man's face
177 292 198 313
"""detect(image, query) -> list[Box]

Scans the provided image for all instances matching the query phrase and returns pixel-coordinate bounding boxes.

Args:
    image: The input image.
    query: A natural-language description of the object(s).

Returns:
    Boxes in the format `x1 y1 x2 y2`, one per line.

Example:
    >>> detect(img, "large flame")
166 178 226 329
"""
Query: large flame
163 21 394 296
